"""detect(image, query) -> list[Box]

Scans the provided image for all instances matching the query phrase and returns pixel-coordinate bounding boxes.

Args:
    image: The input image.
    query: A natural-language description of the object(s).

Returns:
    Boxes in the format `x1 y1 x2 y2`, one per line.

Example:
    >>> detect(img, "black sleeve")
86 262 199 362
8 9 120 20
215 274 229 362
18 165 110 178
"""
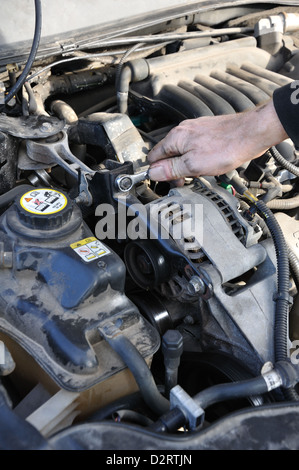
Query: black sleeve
273 82 299 149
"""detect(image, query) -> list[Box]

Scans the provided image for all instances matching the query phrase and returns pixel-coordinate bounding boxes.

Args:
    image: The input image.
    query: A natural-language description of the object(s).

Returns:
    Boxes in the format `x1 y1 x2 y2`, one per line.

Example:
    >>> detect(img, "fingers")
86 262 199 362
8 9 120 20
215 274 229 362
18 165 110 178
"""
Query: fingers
148 153 197 181
147 126 186 164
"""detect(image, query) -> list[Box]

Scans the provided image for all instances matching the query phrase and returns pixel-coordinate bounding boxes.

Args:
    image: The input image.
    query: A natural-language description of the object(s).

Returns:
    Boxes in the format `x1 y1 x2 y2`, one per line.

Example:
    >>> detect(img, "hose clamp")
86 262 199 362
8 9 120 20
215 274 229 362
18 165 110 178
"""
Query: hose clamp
273 291 293 305
170 385 204 430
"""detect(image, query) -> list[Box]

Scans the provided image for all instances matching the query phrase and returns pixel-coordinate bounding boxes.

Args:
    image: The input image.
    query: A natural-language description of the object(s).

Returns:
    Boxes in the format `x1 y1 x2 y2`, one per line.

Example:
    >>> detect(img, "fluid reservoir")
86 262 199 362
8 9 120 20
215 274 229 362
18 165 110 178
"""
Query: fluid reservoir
0 187 160 403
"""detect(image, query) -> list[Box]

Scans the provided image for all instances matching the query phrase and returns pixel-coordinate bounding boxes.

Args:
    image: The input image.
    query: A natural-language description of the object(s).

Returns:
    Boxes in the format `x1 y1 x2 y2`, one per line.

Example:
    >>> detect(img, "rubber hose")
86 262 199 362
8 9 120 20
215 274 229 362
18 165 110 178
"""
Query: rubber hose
101 328 169 416
255 199 290 364
5 0 42 105
115 42 145 95
267 194 299 210
288 248 299 400
86 391 145 423
193 375 269 410
50 100 78 125
0 184 34 210
270 146 299 178
255 197 297 409
289 247 299 288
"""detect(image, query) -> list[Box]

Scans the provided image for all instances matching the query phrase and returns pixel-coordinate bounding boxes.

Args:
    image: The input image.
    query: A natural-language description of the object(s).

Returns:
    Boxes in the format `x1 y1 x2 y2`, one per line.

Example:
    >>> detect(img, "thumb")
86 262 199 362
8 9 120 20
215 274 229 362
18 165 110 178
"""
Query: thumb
149 155 193 181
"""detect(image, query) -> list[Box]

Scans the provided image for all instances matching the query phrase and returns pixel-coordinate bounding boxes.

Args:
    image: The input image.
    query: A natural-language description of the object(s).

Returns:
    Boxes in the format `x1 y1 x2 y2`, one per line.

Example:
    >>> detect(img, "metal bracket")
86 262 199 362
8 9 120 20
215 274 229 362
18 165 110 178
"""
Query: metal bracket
26 131 94 178
75 171 94 206
0 115 65 139
26 130 95 205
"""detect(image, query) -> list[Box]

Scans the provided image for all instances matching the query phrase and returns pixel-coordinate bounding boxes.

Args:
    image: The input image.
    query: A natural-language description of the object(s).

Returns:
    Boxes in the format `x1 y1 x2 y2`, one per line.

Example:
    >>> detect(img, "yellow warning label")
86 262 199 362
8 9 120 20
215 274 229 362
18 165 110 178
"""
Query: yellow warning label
70 237 97 249
20 188 67 215
70 237 110 263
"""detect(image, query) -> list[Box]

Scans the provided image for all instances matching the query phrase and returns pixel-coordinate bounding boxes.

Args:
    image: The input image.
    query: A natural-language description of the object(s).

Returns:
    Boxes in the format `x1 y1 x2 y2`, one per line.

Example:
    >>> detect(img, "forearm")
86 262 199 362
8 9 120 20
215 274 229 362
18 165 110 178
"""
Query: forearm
273 82 299 149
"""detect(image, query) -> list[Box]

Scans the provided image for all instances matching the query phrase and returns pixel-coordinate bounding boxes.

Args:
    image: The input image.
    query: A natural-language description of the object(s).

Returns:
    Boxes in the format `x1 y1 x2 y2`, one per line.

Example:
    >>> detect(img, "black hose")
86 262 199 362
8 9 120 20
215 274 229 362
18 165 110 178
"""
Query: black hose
270 146 299 178
100 323 169 416
255 199 290 364
112 409 153 426
0 184 34 211
5 0 42 105
289 247 299 289
288 248 299 401
193 375 269 410
85 391 145 423
230 178 297 402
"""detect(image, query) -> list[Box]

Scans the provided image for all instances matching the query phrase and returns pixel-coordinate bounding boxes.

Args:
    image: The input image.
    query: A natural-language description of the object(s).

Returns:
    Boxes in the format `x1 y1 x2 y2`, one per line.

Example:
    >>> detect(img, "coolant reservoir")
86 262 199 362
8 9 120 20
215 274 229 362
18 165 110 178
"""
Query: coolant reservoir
0 187 160 413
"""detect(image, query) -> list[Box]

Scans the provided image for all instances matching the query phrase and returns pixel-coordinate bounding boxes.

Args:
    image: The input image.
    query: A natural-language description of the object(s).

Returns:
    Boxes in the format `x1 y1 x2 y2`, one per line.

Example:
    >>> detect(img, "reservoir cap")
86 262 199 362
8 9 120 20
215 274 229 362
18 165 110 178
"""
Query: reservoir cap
16 188 73 230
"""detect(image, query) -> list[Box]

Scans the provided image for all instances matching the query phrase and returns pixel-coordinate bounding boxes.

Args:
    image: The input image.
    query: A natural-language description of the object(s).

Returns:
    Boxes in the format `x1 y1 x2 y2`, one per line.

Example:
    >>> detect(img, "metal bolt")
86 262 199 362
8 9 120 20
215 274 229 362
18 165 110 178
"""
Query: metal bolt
162 329 184 358
118 176 132 191
40 122 53 133
97 260 107 269
187 275 205 296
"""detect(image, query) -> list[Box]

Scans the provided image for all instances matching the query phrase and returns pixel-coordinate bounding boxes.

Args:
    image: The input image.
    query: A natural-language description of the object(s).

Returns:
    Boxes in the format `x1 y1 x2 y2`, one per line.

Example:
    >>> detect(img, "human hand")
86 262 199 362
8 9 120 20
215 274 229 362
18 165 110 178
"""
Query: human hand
147 100 288 182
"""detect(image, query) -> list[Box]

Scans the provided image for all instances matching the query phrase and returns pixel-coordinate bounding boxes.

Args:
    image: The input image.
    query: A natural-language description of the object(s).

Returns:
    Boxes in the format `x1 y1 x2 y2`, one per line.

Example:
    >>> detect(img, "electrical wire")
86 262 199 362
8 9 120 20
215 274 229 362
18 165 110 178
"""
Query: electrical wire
70 26 253 50
26 42 169 83
5 0 42 105
25 26 253 84
115 42 145 92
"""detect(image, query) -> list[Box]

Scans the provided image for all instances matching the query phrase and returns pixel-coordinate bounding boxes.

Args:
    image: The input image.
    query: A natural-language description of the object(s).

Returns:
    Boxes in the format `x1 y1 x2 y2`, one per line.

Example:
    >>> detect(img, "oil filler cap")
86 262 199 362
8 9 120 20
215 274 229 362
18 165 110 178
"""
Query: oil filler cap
16 188 73 230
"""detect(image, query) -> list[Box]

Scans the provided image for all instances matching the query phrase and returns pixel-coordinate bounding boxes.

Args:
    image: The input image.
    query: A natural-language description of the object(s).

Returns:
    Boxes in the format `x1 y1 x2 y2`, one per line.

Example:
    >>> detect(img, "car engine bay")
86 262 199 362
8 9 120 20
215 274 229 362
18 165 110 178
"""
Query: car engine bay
1 0 299 450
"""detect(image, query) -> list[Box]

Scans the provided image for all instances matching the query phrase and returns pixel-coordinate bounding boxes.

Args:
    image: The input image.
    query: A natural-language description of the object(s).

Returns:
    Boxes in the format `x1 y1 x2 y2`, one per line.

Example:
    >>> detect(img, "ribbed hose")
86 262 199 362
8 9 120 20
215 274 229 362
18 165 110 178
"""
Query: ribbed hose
5 0 42 105
270 146 299 178
288 248 299 401
255 199 290 364
288 247 299 288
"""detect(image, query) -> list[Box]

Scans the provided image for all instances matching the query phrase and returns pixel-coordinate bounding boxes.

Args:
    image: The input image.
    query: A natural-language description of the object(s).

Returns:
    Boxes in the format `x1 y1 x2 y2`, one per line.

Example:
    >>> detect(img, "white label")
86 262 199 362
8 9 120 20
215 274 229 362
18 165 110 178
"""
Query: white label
20 189 67 215
70 237 110 263
263 371 283 391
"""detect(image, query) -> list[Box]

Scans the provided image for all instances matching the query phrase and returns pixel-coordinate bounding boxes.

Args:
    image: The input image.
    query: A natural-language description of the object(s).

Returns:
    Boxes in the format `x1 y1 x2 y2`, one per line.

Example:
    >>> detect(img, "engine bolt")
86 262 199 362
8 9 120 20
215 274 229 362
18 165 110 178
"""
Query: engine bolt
118 176 132 191
97 260 107 269
40 121 53 133
187 275 205 295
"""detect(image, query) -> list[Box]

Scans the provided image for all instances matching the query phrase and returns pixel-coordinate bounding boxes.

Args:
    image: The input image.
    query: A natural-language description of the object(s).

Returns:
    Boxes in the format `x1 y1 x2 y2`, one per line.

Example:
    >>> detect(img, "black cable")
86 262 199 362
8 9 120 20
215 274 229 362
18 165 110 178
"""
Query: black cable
289 247 299 289
0 185 34 211
270 146 299 178
255 199 290 364
5 0 42 105
226 176 297 401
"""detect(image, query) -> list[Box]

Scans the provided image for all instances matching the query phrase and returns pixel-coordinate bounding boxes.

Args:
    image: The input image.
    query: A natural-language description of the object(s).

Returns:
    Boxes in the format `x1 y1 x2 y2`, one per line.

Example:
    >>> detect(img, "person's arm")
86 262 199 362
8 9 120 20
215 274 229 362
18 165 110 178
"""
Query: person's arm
147 98 288 182
273 81 299 149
